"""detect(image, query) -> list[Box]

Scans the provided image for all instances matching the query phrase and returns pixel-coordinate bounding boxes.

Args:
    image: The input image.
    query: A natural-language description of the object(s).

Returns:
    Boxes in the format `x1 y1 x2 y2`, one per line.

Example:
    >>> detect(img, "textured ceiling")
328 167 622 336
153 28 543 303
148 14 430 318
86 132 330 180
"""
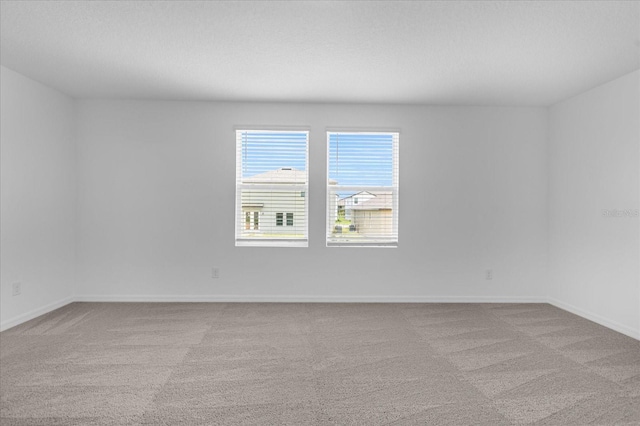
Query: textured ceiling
1 1 639 106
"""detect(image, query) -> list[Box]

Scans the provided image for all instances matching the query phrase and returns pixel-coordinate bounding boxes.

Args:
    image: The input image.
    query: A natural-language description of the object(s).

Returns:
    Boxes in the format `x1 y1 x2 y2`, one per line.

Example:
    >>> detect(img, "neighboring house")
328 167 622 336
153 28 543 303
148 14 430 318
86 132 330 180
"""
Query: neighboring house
241 168 306 237
337 191 376 220
328 178 339 222
337 191 393 235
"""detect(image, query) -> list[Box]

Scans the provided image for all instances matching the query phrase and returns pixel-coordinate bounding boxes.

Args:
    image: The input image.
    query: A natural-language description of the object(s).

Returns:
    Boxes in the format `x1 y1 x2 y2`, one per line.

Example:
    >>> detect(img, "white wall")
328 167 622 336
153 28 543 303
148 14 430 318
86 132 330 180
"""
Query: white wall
548 70 640 339
76 101 548 302
0 66 76 330
3 64 636 339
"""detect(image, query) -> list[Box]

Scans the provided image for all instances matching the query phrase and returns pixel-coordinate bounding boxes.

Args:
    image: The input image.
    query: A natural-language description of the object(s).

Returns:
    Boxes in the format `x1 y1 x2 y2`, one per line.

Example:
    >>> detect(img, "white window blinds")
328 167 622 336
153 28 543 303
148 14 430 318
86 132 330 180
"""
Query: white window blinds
235 130 309 247
326 132 399 247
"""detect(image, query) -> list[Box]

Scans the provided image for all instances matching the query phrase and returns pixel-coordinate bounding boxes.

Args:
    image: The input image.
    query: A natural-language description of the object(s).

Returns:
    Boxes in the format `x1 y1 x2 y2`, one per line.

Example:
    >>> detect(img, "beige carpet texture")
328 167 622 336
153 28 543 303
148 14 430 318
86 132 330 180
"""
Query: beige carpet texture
1 302 639 425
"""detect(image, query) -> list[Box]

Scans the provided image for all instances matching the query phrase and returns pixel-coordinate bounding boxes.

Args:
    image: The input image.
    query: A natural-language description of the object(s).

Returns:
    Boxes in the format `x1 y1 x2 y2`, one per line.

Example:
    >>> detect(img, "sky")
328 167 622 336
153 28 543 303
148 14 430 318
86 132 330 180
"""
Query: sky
240 131 307 178
328 132 394 187
240 131 396 188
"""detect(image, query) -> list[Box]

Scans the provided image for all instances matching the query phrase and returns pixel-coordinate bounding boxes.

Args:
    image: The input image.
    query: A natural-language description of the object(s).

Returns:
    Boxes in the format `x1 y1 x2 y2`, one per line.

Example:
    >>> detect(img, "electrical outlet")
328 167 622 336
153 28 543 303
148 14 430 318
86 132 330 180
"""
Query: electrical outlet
212 267 219 279
485 269 493 280
12 282 21 296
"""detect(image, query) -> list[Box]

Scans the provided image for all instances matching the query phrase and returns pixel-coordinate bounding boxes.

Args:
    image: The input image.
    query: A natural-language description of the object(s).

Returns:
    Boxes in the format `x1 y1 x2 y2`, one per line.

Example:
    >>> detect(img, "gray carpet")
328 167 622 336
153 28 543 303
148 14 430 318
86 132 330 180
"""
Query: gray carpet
1 302 639 425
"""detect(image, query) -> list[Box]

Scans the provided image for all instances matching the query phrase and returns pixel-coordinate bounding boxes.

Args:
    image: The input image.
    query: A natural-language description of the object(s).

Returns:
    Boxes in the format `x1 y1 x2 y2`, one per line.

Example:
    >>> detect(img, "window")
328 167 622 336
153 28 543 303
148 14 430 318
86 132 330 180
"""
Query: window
327 131 399 247
236 130 309 247
245 211 259 230
275 212 294 226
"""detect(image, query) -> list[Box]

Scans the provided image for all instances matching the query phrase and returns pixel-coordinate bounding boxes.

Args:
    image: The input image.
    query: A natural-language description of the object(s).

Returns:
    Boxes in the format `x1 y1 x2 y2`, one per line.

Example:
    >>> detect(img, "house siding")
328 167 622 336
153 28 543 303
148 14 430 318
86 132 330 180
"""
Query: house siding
241 189 306 238
353 209 393 236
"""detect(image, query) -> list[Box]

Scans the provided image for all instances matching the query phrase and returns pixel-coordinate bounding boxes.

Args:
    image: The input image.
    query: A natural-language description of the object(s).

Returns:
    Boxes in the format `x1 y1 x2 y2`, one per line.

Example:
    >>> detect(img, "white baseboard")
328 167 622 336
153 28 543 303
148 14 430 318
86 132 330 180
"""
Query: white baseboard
548 297 640 340
0 296 75 332
74 294 546 304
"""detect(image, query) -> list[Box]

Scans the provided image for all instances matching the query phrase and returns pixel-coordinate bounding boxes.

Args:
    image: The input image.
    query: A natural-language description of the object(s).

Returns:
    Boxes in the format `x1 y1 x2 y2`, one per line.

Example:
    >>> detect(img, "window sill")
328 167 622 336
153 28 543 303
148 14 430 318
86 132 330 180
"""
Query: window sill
236 239 308 248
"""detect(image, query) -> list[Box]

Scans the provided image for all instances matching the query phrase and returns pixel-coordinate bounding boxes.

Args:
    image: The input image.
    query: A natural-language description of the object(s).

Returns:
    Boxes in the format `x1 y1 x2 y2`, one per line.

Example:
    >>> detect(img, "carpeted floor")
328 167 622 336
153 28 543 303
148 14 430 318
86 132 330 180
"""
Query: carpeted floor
1 302 639 425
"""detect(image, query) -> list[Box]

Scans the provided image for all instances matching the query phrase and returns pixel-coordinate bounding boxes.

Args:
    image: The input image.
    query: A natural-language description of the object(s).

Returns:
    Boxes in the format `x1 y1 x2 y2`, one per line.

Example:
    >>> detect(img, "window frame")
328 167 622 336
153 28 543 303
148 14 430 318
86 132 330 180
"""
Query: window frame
326 131 400 248
235 129 309 248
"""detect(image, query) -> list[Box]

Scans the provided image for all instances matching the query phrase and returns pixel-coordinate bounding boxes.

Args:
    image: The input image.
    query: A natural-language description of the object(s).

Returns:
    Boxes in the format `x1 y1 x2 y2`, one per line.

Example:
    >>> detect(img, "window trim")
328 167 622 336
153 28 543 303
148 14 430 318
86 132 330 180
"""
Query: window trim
326 131 400 248
235 129 309 248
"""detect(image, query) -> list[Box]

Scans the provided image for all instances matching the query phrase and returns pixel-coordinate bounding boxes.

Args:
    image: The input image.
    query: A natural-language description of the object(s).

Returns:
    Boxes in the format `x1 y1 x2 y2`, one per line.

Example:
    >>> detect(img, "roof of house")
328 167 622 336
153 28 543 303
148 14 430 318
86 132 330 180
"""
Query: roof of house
337 191 374 207
243 168 306 184
339 191 393 210
339 191 374 200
